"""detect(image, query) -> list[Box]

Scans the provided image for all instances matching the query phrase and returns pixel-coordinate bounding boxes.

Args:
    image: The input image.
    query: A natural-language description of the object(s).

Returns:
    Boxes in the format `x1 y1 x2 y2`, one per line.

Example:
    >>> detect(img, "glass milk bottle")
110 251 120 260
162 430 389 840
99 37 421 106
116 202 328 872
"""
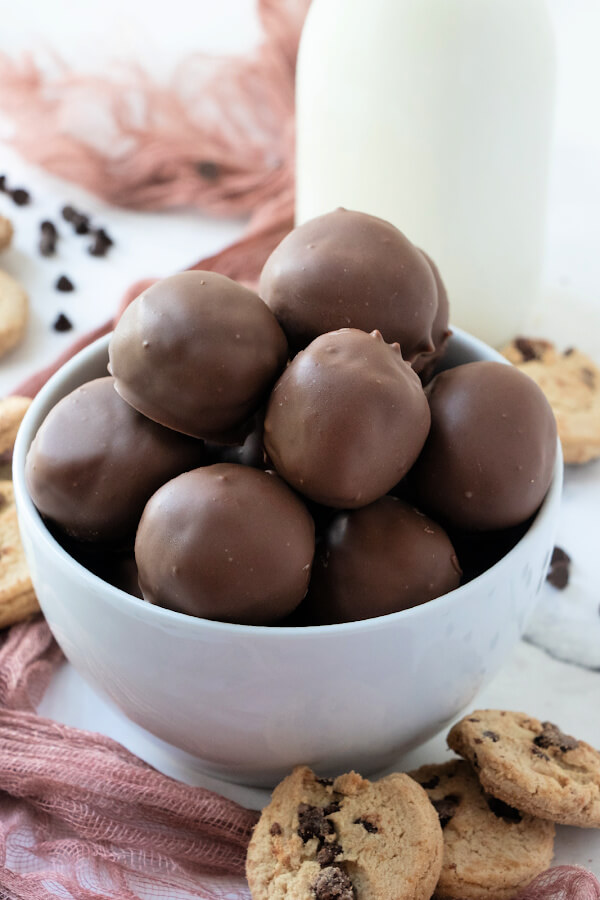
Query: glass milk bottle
295 0 556 347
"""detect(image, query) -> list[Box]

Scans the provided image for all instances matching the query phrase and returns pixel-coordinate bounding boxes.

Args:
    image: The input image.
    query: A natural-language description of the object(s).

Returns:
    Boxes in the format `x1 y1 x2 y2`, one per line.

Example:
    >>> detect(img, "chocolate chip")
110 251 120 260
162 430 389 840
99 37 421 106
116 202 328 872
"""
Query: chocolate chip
432 794 459 828
532 746 550 761
564 347 575 356
39 221 58 257
322 801 341 816
297 804 335 843
546 546 571 590
468 717 481 723
197 160 220 180
486 796 522 823
483 730 500 742
312 866 354 900
418 775 440 790
270 822 282 836
316 777 334 786
10 188 30 206
354 817 378 833
534 721 579 752
474 738 483 744
55 275 74 292
88 226 114 257
61 205 77 223
53 313 73 332
316 842 342 867
73 214 90 235
581 367 596 389
514 337 545 362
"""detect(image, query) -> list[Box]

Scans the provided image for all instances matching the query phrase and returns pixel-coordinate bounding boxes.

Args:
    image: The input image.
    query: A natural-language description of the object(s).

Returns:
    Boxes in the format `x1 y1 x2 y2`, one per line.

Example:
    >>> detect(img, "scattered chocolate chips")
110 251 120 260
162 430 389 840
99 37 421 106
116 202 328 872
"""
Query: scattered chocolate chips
53 313 73 332
532 746 550 762
418 775 440 791
431 794 459 828
546 546 571 590
316 842 343 867
486 796 522 823
9 187 30 206
39 220 58 257
354 817 378 834
483 730 500 742
56 275 74 293
269 822 282 836
297 804 335 843
312 866 354 900
534 721 579 753
88 227 113 257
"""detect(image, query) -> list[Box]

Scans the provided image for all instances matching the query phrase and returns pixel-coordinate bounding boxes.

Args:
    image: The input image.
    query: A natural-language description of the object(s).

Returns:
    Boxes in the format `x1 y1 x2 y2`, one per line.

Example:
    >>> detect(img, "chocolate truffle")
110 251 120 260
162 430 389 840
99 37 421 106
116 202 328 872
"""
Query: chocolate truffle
305 496 462 624
412 252 451 383
259 208 438 360
108 271 288 440
263 328 431 508
25 377 203 543
411 361 558 531
135 464 315 624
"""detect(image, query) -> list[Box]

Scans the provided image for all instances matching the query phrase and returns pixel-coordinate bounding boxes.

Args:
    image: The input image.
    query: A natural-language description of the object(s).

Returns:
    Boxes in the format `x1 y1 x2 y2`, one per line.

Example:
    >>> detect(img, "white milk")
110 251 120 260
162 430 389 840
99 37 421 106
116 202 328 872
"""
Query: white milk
295 0 556 347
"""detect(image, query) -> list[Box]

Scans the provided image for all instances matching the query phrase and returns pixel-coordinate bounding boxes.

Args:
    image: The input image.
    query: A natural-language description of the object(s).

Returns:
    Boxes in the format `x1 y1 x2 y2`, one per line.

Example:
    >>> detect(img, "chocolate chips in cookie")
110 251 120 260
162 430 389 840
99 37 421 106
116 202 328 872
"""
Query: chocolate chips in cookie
246 765 443 900
411 760 555 900
448 709 600 828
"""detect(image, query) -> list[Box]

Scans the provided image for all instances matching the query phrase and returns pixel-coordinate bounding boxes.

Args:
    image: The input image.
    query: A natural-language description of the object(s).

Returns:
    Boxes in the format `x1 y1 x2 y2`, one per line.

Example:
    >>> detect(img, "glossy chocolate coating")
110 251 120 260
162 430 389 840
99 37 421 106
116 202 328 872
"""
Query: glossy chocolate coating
259 208 437 360
135 464 315 624
305 496 462 624
413 252 451 383
411 361 558 531
264 328 431 508
109 271 288 440
25 377 203 543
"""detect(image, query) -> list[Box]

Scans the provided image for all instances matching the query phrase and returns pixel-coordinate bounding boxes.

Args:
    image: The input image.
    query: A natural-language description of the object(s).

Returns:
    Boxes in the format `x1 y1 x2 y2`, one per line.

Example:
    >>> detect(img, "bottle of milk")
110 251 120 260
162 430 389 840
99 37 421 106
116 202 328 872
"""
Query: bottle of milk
295 0 556 347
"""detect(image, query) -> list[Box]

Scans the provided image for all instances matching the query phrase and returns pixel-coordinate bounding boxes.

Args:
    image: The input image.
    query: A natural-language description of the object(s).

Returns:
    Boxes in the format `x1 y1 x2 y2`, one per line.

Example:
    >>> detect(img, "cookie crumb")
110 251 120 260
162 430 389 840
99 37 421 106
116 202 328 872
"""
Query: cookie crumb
546 547 571 590
53 313 73 332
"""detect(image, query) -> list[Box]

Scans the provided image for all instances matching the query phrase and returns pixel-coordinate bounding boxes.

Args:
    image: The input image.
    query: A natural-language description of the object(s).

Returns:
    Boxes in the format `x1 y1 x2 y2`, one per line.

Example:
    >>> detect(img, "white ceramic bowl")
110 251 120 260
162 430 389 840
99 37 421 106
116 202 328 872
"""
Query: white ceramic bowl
13 329 562 787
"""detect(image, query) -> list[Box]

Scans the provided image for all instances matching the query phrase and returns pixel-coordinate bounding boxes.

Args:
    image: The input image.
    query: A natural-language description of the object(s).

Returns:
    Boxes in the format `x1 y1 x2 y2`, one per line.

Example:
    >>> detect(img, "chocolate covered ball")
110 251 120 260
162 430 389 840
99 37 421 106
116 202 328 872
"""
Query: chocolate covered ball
259 208 438 360
135 464 315 624
413 252 451 383
25 377 203 543
109 271 288 440
263 328 431 508
411 361 558 531
305 496 462 624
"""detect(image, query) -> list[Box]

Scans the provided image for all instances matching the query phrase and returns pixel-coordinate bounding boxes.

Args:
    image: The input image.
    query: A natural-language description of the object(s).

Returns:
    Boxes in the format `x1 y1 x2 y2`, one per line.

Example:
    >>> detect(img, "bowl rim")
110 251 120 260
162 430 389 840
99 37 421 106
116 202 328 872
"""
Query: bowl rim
13 327 563 639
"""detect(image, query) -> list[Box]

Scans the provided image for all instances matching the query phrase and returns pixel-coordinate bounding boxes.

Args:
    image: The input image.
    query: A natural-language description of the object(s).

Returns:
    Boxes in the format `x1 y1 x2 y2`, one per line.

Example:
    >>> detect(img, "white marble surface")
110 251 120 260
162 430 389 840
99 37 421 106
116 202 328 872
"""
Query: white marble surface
1 0 600 883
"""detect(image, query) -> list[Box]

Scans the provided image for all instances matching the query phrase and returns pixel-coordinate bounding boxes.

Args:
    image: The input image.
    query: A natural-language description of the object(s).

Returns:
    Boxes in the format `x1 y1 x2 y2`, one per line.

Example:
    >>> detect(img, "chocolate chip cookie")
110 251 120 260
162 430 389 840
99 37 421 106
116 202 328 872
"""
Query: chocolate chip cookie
246 765 443 900
410 760 555 900
448 710 600 828
502 338 600 464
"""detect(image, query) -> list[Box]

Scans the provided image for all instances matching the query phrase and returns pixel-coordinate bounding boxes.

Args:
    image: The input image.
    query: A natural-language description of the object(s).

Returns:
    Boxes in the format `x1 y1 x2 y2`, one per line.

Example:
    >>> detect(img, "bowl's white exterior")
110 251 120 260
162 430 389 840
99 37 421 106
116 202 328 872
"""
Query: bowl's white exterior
13 329 562 787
